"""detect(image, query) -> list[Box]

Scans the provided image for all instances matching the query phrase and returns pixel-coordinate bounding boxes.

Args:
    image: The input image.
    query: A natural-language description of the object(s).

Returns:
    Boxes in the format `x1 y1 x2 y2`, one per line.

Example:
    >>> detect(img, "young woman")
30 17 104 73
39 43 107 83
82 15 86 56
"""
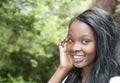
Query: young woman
48 8 120 83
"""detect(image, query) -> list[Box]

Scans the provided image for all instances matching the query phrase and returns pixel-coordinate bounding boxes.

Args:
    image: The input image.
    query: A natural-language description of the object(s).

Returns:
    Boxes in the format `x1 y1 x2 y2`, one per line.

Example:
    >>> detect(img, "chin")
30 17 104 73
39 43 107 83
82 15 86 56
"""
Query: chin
73 63 84 68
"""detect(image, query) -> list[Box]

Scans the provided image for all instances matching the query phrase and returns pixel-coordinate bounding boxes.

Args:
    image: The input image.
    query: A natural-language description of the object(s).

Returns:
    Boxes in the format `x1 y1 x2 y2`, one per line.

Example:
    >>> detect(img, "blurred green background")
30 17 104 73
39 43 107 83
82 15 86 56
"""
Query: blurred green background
0 0 120 83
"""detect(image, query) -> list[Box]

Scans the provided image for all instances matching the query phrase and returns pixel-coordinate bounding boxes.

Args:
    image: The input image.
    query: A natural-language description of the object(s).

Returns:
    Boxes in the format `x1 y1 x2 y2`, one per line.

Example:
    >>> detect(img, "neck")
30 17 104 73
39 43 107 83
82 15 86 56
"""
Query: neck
81 66 92 83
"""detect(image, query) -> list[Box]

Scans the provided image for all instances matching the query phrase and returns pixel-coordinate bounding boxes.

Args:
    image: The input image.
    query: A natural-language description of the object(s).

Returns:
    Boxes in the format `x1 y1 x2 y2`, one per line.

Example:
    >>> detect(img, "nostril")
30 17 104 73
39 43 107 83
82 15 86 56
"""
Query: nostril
72 44 82 52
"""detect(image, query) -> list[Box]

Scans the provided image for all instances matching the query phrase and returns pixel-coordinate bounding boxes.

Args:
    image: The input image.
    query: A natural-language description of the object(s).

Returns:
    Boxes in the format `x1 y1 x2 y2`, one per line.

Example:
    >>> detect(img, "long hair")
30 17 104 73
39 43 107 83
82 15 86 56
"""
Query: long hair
65 8 120 83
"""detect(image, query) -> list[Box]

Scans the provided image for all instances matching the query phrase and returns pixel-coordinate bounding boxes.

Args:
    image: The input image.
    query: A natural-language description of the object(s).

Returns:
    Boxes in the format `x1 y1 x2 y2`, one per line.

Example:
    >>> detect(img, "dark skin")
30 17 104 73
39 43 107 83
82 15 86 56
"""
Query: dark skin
48 20 96 83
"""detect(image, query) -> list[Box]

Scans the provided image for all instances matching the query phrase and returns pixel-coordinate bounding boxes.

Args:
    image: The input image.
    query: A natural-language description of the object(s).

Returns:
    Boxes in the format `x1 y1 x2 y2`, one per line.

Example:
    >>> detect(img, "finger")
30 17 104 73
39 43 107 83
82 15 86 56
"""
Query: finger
62 37 68 48
64 37 68 42
59 37 67 48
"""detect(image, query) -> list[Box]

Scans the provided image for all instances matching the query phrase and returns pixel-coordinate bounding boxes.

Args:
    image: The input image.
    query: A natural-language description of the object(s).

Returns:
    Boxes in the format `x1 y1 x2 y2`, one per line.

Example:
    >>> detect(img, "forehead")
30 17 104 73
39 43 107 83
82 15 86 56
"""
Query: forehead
69 20 95 36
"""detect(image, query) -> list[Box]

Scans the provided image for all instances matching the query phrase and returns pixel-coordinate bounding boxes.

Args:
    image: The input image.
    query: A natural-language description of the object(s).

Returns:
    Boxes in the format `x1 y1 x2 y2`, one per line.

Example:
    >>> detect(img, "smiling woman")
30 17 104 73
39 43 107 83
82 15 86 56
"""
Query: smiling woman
48 8 120 83
67 21 96 70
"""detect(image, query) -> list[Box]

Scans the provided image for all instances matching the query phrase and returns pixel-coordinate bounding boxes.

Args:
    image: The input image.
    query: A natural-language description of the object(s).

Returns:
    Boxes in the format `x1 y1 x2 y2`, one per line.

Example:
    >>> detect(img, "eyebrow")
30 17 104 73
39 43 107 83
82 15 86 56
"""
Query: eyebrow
67 33 72 37
68 33 93 37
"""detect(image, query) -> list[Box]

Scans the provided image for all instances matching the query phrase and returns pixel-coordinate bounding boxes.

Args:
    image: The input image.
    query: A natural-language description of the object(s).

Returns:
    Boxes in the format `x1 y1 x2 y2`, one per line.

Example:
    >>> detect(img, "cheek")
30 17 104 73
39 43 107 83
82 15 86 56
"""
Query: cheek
84 44 96 64
66 44 71 51
85 47 96 55
84 43 96 55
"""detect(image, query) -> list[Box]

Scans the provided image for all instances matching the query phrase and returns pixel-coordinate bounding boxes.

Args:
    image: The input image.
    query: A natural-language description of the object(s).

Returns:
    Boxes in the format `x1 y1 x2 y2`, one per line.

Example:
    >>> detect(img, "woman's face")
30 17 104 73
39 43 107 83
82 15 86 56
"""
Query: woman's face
67 20 96 69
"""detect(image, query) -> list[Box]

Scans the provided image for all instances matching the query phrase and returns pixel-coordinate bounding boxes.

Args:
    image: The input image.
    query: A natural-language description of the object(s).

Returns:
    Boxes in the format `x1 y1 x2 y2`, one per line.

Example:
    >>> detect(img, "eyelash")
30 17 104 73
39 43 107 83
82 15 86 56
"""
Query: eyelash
81 40 90 45
67 38 90 45
68 38 74 43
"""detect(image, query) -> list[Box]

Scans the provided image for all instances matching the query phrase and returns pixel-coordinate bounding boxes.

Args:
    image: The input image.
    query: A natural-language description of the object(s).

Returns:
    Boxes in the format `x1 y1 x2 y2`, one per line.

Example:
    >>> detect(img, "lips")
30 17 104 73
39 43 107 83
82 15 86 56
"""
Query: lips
71 55 85 62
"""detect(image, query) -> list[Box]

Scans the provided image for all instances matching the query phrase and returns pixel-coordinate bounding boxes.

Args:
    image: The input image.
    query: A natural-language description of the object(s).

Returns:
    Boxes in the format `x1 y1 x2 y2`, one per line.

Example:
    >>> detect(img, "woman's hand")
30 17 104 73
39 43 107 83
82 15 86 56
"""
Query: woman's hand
59 37 73 71
48 37 73 83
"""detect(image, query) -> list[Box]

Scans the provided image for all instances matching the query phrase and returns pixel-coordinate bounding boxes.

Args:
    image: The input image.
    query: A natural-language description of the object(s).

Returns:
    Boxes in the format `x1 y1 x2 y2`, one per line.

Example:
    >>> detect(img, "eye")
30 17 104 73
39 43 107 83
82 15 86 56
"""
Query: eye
82 40 90 45
67 38 74 43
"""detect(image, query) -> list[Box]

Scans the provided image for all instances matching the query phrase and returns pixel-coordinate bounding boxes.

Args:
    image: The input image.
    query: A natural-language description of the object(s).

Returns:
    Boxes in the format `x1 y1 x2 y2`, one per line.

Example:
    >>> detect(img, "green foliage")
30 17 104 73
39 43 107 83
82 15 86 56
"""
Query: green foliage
0 0 92 82
115 0 120 16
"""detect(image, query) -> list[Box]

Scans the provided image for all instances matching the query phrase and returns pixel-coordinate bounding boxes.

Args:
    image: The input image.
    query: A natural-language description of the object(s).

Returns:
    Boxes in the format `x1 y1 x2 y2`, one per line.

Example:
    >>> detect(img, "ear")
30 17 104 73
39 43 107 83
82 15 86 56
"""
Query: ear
109 76 120 83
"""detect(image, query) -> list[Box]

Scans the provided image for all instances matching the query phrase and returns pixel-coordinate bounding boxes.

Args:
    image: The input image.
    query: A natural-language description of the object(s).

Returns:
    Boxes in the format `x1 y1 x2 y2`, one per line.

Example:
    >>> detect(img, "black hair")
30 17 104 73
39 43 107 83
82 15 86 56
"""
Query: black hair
65 8 120 83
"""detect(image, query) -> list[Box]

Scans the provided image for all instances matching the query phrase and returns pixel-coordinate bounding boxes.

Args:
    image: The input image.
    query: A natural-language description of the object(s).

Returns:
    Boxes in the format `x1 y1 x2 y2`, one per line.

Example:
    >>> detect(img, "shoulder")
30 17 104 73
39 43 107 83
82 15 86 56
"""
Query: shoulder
109 76 120 83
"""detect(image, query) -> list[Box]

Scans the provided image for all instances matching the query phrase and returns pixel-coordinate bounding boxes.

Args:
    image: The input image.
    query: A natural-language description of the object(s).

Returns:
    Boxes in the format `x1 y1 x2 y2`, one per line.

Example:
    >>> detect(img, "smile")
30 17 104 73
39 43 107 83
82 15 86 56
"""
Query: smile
71 55 85 62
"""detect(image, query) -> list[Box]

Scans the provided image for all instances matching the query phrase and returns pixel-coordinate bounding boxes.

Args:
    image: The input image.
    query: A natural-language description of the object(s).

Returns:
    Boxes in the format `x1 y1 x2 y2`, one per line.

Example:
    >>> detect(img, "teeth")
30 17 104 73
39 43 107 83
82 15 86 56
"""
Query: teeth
73 55 84 59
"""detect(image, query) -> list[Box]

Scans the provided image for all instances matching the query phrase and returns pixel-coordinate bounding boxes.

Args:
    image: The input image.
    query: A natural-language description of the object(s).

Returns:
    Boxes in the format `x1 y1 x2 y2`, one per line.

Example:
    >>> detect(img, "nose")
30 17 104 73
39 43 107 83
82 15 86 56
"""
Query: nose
71 42 82 53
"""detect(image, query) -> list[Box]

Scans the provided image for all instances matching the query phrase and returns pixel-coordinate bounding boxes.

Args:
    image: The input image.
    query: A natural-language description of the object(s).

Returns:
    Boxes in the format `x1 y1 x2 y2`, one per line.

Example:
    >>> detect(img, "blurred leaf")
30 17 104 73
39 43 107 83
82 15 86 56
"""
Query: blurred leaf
0 0 92 82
